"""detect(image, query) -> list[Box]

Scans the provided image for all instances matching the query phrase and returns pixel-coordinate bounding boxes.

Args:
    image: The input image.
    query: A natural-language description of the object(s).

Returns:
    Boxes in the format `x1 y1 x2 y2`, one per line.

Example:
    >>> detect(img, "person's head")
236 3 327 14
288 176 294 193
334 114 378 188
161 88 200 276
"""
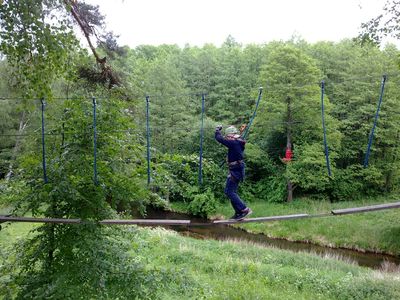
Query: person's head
225 125 240 139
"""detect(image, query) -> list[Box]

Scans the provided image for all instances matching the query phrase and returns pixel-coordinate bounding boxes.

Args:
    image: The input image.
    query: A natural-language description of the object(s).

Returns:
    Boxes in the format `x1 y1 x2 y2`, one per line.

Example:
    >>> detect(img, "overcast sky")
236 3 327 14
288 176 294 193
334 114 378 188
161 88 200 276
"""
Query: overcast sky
85 0 396 48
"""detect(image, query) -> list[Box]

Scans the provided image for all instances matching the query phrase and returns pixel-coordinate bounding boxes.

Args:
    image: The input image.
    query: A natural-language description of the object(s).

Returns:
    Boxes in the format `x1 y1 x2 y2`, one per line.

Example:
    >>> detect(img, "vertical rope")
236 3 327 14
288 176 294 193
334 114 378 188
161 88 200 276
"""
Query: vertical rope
320 81 332 177
364 75 387 168
40 98 48 183
242 87 263 139
92 97 98 185
146 95 151 185
198 93 205 186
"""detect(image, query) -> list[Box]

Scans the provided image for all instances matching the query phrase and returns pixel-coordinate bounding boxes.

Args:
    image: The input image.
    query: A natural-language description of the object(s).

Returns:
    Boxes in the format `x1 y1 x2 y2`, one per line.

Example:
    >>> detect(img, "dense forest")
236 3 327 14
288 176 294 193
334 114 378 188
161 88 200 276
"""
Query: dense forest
1 1 400 299
2 36 400 209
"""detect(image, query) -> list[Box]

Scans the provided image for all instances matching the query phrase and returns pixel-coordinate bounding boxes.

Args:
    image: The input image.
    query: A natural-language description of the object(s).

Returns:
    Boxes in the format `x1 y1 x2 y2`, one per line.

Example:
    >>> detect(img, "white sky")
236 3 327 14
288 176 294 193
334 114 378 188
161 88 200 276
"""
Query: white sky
85 0 397 48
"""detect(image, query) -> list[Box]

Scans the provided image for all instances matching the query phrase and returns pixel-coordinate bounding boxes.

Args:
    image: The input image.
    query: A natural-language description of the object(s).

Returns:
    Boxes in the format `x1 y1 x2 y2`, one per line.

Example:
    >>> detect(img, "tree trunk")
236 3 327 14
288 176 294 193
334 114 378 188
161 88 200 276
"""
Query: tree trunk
5 111 28 181
64 0 120 87
286 96 293 202
287 180 293 202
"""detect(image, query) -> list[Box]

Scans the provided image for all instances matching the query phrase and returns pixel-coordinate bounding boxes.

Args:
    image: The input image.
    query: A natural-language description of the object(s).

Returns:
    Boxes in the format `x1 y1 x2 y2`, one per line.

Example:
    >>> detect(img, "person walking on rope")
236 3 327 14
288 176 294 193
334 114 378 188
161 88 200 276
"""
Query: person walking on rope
215 125 252 220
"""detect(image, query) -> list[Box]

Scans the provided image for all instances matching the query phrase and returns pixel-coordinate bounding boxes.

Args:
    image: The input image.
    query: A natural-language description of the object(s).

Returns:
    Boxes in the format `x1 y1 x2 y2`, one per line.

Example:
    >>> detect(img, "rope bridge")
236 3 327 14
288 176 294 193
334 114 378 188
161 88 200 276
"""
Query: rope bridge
1 201 399 227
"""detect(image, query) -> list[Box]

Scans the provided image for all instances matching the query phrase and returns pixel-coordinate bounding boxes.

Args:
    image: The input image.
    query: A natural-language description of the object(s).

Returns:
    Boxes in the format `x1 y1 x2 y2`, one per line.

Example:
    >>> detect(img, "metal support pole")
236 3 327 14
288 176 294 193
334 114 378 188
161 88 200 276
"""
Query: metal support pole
320 81 332 177
92 97 98 185
41 98 48 183
146 95 151 185
198 93 205 186
364 75 387 168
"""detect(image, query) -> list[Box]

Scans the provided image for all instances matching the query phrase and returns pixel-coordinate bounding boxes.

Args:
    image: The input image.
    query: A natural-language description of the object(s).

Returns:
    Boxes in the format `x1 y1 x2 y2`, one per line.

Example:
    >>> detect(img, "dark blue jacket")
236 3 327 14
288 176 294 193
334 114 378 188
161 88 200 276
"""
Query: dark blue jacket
215 130 246 162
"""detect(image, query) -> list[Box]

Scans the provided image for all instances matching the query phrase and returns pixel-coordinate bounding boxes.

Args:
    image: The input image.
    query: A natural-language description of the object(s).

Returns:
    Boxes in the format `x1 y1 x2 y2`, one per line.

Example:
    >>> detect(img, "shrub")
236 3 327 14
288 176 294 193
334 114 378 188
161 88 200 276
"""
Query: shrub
330 165 384 201
242 175 287 203
187 188 217 218
150 153 225 204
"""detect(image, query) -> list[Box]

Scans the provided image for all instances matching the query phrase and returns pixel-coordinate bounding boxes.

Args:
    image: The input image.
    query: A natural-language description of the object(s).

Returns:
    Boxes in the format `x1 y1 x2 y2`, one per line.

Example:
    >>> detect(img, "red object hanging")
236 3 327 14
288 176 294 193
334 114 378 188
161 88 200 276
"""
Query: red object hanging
282 148 293 163
285 148 293 161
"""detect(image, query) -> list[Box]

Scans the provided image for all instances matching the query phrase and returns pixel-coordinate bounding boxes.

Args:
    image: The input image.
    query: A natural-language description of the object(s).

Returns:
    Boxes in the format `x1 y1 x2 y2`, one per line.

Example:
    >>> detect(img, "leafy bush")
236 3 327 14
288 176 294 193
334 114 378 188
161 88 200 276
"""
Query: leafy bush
187 188 217 217
0 96 162 298
241 175 287 203
234 143 286 203
330 165 384 201
150 153 225 204
148 153 222 217
0 179 29 207
287 143 333 193
0 226 198 299
244 143 276 180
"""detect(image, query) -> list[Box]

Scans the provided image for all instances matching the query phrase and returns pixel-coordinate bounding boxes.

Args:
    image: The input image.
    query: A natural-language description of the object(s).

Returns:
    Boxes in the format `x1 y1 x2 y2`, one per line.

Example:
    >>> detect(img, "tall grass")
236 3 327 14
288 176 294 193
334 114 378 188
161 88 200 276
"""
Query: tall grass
172 195 400 255
3 221 399 299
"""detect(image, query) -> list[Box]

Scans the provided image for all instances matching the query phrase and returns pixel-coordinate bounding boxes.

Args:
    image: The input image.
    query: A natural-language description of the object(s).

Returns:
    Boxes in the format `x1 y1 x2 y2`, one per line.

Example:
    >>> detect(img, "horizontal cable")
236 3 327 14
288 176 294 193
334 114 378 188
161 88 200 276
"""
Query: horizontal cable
144 91 208 98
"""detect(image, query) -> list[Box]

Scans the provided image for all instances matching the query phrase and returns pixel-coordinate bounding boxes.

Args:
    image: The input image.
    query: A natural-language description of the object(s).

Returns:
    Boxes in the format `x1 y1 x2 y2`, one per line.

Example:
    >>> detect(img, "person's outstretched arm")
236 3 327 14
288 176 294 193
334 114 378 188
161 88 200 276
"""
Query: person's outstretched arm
215 127 235 147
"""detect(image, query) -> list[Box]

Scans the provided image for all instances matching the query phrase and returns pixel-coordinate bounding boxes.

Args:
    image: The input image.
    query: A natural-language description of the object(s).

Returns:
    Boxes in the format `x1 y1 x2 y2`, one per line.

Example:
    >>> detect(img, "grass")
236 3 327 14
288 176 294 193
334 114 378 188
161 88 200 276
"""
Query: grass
171 194 400 255
1 221 400 299
141 229 399 300
0 222 39 245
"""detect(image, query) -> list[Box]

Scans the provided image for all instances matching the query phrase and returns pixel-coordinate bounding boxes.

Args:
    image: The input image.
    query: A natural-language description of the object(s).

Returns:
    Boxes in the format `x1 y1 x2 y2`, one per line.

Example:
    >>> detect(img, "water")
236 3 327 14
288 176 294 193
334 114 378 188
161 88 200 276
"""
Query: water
142 209 400 270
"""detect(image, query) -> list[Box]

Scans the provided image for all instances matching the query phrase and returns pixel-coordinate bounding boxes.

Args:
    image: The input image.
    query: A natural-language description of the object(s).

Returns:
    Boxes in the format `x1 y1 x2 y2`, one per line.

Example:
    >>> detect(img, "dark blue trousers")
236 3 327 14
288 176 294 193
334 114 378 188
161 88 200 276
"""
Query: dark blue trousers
224 164 246 214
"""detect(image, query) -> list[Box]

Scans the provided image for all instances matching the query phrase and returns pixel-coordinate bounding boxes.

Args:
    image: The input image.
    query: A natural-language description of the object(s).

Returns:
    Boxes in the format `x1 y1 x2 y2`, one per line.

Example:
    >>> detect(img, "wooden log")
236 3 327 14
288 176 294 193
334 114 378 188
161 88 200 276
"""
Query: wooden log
0 216 190 226
212 213 309 224
2 202 399 226
100 219 191 225
0 214 11 224
0 216 81 224
331 201 400 215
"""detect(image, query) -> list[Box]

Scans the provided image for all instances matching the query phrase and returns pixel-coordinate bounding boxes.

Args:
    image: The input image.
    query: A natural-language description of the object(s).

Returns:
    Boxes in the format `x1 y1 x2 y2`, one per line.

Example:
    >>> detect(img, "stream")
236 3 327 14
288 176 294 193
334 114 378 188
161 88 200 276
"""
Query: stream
142 209 400 270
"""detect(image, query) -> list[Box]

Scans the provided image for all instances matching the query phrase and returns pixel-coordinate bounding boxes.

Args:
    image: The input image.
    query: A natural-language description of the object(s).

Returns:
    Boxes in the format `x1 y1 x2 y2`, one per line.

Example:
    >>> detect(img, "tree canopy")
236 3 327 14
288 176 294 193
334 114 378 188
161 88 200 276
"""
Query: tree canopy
1 1 400 298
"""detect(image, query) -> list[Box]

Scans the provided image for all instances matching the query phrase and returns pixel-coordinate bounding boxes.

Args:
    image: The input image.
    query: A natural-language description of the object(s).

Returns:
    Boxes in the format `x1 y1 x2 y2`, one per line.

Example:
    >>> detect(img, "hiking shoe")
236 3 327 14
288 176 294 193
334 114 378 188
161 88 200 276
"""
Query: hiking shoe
230 213 239 220
234 208 252 220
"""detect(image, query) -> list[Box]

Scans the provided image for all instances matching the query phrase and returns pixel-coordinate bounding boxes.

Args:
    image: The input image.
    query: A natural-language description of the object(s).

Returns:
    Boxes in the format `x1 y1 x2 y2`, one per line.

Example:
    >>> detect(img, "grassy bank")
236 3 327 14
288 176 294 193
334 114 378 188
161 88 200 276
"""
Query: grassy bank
171 195 400 255
1 221 400 299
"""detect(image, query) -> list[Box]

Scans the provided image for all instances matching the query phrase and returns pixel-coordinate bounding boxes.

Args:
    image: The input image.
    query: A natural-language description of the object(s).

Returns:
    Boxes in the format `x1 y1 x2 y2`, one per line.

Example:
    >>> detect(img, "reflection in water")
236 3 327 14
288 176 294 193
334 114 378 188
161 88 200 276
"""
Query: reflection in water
142 209 400 270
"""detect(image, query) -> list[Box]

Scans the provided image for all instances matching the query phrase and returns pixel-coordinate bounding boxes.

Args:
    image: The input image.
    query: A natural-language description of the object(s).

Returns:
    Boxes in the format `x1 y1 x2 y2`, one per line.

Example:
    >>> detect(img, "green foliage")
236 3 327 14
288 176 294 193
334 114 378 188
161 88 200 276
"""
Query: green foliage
3 222 400 299
14 97 150 215
239 143 287 203
0 0 79 97
217 196 400 255
1 10 400 295
330 165 385 201
242 175 287 203
118 38 400 202
1 95 158 298
0 226 199 299
149 153 224 216
359 0 400 45
123 226 400 299
288 143 333 192
0 179 29 207
0 100 19 178
187 188 217 217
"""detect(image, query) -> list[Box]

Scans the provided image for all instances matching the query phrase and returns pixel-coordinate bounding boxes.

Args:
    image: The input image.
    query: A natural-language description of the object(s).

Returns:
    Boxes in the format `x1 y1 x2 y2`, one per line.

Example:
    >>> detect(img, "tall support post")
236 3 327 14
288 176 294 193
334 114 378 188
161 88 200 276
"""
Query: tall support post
40 98 48 183
146 95 151 185
92 97 98 185
198 93 206 186
321 81 332 177
364 75 387 168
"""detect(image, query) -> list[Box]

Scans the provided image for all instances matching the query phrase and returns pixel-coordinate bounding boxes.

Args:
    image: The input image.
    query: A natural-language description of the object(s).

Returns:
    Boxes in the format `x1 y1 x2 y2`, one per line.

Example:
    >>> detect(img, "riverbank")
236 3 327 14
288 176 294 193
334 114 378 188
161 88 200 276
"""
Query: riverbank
1 222 400 299
171 195 400 256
